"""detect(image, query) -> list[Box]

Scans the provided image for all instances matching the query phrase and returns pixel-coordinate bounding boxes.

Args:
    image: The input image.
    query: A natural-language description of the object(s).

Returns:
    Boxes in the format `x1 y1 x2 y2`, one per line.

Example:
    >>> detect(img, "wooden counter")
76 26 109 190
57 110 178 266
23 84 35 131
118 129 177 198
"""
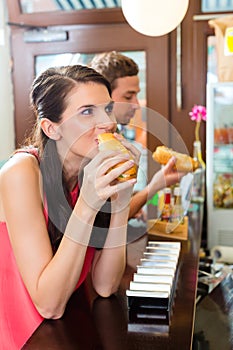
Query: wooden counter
22 203 203 350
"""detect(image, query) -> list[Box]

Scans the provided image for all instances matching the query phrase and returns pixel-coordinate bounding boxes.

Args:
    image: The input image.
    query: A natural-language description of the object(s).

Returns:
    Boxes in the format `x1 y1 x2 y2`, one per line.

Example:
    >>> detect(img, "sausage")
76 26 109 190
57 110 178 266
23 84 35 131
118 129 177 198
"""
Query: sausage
152 145 198 172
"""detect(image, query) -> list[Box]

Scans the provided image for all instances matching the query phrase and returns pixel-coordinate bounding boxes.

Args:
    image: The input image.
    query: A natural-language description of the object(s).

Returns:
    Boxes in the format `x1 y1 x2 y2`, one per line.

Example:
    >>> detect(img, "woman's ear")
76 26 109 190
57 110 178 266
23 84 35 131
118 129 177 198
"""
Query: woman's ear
40 118 61 140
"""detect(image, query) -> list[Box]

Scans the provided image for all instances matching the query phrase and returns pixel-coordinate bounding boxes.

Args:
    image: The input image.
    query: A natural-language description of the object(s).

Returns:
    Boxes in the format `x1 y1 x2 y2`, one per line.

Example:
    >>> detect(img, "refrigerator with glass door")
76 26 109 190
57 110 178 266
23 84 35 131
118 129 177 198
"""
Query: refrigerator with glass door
206 82 233 249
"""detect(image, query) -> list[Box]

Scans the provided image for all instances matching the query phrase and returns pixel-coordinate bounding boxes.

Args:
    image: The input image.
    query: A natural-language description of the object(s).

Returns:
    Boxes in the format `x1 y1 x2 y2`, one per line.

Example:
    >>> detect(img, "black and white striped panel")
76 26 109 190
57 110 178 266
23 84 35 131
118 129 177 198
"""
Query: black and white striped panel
53 0 121 10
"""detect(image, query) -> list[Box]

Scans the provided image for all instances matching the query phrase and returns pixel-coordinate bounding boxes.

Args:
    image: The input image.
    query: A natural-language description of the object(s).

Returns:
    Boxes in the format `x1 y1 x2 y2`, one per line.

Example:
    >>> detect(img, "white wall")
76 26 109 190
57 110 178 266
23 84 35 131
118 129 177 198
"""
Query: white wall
0 1 14 162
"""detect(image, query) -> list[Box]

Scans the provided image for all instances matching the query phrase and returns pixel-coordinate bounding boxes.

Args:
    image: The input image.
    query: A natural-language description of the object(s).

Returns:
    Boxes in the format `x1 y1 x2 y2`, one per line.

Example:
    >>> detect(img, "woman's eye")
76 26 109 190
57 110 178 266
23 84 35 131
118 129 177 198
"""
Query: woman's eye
81 108 94 116
105 102 114 115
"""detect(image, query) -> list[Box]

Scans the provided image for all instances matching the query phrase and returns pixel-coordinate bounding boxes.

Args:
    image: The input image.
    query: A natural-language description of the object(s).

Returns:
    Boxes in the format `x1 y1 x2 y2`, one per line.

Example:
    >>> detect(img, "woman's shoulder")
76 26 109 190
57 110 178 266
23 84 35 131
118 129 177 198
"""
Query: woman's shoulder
0 148 42 222
0 148 40 184
12 146 40 162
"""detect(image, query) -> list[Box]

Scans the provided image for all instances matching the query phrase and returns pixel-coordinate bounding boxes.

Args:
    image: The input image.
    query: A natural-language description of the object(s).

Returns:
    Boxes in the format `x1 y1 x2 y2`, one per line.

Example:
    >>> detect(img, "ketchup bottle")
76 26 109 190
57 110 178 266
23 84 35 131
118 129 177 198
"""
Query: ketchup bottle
161 187 172 221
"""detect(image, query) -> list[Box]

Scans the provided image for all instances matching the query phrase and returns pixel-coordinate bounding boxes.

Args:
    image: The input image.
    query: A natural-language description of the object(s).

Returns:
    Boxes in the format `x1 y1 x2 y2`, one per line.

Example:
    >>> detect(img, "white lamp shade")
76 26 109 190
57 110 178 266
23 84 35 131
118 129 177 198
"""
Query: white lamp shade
121 0 189 37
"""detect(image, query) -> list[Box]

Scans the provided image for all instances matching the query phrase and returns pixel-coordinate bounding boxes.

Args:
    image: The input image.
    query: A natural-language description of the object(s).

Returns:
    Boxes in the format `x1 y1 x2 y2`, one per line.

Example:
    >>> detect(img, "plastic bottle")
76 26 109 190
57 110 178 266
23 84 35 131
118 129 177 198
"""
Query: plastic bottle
172 186 184 224
161 187 172 222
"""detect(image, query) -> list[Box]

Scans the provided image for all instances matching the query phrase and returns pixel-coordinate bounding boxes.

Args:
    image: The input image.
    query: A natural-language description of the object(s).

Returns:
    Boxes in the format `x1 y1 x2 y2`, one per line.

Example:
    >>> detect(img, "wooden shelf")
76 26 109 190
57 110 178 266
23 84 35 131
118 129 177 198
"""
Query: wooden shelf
147 216 188 241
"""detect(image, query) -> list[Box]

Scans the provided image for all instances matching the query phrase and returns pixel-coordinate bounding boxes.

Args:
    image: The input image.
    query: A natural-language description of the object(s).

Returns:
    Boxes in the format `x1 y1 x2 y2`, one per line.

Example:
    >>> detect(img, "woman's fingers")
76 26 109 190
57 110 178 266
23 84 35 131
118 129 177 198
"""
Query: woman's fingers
89 148 137 183
80 150 137 211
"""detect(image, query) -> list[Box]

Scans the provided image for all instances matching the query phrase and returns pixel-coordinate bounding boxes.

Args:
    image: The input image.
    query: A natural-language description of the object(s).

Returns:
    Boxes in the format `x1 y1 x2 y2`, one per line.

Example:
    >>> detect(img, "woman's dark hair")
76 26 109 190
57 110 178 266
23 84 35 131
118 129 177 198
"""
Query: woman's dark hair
26 65 112 252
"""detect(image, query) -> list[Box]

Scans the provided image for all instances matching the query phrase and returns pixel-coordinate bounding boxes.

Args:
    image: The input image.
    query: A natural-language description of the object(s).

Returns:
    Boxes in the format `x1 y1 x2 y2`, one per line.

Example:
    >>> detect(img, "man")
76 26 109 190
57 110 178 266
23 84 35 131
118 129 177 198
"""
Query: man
91 51 183 220
91 51 140 128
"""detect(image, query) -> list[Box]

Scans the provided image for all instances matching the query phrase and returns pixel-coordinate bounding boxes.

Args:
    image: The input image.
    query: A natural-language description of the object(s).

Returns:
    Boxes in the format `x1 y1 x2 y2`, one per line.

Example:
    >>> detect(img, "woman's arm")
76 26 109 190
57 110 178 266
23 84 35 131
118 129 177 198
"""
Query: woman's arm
0 151 136 319
0 154 96 319
91 205 129 297
91 135 140 296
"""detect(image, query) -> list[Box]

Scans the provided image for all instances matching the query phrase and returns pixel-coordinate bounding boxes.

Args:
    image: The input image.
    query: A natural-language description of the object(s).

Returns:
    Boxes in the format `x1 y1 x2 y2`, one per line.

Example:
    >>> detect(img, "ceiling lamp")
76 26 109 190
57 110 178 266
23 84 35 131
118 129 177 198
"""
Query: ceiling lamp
121 0 189 37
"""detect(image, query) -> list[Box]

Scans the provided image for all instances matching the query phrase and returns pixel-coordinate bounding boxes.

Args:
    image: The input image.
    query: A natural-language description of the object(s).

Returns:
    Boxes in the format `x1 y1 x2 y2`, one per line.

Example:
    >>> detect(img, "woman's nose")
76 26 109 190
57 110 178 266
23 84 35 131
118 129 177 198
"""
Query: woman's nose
96 108 116 128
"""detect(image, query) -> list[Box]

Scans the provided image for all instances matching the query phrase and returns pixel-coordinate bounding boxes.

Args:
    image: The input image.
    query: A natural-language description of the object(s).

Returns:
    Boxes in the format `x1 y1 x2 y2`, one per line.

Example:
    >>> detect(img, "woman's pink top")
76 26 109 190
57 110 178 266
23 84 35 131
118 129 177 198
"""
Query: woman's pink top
0 155 95 349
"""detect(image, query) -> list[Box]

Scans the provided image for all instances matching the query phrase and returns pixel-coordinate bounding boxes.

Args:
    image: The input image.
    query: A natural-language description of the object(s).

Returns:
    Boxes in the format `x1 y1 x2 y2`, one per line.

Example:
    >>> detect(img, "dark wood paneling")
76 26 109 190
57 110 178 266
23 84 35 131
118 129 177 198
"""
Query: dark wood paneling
170 0 202 157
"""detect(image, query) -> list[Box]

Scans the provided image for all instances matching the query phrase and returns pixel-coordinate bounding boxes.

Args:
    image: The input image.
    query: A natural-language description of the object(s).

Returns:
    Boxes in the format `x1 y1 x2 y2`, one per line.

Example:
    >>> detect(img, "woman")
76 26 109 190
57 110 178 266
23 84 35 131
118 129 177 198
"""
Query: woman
0 65 139 349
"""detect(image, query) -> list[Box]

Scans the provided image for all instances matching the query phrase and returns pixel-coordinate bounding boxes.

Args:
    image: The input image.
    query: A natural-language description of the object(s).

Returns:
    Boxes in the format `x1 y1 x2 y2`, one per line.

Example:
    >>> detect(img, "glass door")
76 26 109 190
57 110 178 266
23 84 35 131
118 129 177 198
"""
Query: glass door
206 82 233 248
211 84 233 209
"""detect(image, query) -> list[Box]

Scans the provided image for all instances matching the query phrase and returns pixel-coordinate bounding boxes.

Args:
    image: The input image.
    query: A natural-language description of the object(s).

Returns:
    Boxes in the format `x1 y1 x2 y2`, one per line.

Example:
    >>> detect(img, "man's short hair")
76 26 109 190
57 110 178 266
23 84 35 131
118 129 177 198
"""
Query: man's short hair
90 51 139 90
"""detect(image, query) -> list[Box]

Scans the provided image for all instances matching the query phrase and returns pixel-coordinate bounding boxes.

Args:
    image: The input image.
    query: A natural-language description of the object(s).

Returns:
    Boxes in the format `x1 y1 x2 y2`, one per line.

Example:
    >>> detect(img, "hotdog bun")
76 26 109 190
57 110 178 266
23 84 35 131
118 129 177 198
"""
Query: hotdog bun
98 133 137 182
152 145 198 172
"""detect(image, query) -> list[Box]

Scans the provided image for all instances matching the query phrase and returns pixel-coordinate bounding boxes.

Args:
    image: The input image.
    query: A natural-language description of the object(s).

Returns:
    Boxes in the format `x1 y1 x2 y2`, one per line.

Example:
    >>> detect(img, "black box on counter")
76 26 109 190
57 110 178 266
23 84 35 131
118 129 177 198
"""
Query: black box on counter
126 241 181 333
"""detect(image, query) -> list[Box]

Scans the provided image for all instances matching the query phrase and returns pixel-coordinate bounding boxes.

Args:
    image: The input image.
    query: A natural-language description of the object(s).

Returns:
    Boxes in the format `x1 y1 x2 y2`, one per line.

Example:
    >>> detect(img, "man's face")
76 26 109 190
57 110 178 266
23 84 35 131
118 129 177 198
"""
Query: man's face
111 75 140 125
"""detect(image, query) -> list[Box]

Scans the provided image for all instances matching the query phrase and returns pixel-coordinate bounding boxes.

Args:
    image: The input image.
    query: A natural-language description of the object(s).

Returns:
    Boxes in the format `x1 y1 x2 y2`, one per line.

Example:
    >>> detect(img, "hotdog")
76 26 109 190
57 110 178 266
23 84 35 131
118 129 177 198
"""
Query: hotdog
152 145 198 172
98 133 137 182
